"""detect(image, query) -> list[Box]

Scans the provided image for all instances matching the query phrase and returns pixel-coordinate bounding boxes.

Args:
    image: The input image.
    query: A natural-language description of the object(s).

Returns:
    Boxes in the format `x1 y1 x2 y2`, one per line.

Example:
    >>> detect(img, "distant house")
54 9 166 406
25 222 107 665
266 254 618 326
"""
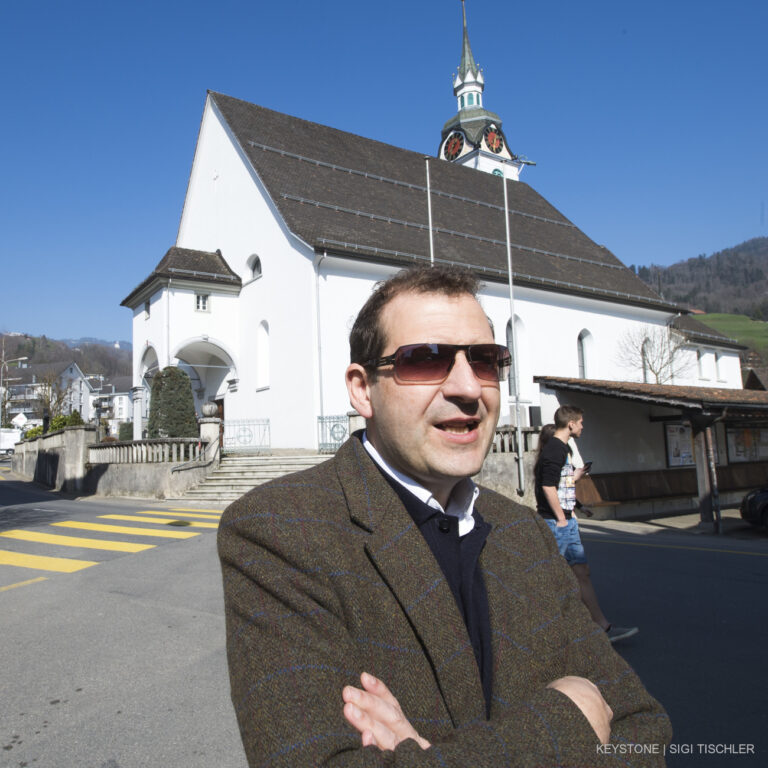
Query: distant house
90 375 134 437
6 361 94 427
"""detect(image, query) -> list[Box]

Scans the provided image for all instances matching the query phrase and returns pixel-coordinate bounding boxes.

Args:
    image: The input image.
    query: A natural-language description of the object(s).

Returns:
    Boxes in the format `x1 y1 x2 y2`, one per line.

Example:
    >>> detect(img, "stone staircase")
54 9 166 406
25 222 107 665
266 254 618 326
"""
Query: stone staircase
178 453 330 505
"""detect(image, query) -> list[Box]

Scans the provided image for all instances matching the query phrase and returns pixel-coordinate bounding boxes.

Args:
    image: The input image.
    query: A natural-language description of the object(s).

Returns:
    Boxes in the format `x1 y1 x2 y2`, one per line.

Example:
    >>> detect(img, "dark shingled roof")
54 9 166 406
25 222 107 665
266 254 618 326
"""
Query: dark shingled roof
535 376 768 413
96 376 133 394
9 362 76 385
670 315 745 350
122 247 241 307
207 91 678 312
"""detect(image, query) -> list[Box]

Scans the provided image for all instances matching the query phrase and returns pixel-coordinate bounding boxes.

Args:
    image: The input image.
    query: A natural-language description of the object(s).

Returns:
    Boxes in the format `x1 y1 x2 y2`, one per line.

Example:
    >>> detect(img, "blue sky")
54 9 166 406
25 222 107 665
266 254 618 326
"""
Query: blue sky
1 0 766 342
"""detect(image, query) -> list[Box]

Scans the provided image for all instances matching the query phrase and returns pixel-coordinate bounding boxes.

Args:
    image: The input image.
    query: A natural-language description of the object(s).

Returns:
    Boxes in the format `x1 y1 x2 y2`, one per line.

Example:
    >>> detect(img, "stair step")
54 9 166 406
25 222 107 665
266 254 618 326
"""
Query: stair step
179 453 331 500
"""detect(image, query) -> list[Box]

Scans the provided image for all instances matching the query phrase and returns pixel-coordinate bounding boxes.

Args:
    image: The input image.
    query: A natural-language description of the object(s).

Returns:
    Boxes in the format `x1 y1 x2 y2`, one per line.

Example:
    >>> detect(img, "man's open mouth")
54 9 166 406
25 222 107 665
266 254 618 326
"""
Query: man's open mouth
436 420 479 434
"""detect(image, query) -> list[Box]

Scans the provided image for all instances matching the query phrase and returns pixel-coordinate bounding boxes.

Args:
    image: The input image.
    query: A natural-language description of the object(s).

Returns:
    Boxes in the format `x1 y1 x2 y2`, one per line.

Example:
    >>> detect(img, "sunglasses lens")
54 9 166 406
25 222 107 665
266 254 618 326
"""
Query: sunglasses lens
394 344 510 382
396 344 452 382
468 345 509 382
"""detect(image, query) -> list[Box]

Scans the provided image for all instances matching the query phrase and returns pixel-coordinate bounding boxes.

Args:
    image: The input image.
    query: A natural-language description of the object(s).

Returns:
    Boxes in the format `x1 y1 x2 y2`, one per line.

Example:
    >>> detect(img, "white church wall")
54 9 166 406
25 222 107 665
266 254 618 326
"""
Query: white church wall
175 95 319 449
130 290 165 386
480 282 675 422
315 258 400 420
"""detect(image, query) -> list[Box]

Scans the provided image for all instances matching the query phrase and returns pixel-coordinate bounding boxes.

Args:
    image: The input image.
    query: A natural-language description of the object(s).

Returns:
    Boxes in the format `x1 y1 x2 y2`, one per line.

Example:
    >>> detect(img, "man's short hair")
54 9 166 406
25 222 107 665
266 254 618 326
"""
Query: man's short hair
349 264 480 370
554 405 584 430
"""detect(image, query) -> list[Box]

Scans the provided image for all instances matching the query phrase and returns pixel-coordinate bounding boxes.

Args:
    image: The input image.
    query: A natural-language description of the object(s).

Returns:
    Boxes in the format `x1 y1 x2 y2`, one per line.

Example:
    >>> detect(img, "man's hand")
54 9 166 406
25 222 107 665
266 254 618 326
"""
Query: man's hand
542 486 569 526
547 676 613 744
342 672 431 752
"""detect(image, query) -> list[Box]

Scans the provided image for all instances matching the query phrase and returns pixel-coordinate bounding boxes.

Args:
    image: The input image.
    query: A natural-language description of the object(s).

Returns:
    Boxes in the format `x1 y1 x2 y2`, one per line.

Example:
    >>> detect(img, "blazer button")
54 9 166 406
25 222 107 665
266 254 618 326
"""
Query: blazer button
437 517 451 533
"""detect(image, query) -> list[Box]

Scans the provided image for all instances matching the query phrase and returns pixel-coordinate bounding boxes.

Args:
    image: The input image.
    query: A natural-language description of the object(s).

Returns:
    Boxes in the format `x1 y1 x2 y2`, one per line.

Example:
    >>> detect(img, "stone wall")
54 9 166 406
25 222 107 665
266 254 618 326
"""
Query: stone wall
12 426 96 494
12 426 216 499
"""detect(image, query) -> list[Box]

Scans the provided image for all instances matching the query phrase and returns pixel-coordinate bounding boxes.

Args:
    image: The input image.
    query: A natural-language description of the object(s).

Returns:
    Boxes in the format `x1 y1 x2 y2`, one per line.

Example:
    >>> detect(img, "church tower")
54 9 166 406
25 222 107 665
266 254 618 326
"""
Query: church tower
439 0 529 180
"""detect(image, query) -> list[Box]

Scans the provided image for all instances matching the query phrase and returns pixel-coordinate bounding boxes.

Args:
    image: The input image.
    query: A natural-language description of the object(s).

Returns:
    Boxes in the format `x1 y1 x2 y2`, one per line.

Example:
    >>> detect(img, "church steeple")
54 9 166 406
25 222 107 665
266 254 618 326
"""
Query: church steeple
453 0 484 112
439 1 531 180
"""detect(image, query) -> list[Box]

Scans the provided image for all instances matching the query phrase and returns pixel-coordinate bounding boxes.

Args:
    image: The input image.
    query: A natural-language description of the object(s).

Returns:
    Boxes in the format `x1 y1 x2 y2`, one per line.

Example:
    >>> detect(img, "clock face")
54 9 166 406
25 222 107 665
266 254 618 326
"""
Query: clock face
484 125 504 154
443 131 465 161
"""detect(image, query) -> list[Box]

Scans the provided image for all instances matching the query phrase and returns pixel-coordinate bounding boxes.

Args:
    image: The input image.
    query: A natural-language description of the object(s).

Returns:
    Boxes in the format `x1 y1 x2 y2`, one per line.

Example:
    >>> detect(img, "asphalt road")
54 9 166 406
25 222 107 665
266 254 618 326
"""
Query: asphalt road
0 469 246 768
579 517 768 767
2 462 767 767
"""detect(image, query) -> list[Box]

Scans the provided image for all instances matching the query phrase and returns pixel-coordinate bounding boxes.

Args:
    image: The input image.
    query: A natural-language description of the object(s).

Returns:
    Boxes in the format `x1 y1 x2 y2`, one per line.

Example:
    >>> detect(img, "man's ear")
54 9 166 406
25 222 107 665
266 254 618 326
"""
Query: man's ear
346 363 374 419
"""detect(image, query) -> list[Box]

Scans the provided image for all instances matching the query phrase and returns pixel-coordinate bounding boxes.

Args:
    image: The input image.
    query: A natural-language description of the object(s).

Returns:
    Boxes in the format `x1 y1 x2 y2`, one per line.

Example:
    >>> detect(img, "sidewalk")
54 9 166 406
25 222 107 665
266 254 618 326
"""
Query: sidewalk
579 505 767 541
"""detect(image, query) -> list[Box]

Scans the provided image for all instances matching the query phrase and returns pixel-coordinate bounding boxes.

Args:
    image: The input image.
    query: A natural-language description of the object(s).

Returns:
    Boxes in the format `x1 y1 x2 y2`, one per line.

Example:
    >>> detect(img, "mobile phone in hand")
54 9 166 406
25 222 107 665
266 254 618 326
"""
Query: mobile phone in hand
583 461 593 473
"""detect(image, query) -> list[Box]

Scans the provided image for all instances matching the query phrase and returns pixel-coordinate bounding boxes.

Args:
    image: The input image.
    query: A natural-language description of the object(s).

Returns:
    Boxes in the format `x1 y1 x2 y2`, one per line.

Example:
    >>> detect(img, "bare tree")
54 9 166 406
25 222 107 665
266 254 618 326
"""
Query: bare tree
33 370 72 420
615 325 692 384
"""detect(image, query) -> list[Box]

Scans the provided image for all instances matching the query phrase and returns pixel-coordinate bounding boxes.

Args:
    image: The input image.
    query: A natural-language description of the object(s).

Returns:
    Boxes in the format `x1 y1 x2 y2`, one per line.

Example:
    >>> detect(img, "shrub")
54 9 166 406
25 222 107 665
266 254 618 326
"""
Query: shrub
50 415 69 431
24 426 44 439
147 367 198 438
68 410 84 426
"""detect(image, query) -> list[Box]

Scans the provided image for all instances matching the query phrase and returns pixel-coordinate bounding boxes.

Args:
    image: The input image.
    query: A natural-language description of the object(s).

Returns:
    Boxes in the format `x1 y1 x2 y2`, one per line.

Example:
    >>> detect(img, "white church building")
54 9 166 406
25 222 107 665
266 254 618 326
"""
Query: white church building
122 2 750 493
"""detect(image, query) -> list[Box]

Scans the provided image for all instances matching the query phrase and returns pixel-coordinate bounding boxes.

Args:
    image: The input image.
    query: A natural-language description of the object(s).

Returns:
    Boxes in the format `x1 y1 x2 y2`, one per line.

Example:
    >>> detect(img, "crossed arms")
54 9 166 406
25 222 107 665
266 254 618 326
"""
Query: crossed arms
218 487 671 767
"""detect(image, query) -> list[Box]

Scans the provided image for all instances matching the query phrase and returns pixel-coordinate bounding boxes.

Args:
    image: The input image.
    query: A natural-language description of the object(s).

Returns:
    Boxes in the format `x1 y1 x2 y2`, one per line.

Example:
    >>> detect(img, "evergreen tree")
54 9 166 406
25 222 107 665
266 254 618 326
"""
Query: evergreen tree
147 366 198 438
118 422 133 441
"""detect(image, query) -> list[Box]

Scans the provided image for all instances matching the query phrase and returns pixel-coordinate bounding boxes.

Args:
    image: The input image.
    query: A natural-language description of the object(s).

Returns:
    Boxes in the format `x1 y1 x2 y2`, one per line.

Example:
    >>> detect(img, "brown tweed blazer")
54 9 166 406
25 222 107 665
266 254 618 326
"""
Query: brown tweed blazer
219 434 671 767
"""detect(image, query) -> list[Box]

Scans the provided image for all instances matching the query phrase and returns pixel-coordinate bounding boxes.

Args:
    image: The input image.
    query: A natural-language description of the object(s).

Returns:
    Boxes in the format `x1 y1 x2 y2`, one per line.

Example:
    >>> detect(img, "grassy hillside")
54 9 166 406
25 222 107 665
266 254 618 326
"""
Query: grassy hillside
697 313 768 361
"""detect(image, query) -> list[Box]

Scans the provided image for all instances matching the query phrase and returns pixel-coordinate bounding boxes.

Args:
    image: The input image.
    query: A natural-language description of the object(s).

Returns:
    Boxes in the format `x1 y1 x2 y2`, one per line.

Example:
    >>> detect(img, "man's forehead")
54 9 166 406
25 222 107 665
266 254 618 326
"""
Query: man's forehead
381 290 486 324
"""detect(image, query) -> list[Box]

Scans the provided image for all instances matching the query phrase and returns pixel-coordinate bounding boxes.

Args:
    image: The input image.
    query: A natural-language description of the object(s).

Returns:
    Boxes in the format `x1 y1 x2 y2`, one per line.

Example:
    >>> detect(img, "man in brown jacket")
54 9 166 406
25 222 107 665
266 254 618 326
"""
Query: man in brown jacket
218 265 671 766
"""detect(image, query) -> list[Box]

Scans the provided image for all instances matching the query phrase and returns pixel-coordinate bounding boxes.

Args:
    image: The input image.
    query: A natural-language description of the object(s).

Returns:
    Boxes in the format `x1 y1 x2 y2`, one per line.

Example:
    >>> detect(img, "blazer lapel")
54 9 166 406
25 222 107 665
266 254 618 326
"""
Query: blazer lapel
335 436 486 725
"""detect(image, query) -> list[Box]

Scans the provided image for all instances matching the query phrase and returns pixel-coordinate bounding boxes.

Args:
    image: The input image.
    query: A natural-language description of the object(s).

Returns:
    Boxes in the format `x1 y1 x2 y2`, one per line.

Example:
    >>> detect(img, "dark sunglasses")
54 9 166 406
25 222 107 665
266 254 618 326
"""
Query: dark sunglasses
364 343 511 384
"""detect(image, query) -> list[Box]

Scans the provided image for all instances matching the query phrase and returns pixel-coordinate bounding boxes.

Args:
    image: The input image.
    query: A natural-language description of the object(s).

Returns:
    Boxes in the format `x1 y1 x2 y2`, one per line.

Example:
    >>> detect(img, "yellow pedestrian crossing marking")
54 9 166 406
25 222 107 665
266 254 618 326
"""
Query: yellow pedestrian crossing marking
0 549 98 573
52 521 199 539
136 510 221 520
170 507 223 514
0 529 155 553
0 576 48 592
100 514 218 529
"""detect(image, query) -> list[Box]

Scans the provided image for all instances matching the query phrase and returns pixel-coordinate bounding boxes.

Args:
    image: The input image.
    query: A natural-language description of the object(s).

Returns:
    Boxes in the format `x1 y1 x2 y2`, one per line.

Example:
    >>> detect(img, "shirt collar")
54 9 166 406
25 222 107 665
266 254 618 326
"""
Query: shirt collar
362 431 478 535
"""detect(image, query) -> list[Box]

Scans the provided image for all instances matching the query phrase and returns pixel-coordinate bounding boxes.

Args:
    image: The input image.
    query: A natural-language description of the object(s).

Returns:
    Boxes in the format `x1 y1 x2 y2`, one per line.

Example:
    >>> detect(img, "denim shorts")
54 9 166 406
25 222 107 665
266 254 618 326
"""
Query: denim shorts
545 517 588 565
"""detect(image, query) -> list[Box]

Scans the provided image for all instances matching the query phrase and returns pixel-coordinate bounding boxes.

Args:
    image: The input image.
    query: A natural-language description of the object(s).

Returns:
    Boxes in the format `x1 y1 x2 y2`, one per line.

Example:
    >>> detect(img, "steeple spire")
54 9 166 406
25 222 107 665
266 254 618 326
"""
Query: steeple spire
458 0 480 80
453 0 484 111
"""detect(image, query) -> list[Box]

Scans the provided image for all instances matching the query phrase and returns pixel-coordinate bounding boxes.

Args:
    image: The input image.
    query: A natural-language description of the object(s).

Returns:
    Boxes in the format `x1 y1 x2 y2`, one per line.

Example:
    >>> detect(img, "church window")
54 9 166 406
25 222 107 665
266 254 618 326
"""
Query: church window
467 93 474 106
248 254 263 280
460 95 465 108
256 321 270 390
196 294 209 312
577 329 593 379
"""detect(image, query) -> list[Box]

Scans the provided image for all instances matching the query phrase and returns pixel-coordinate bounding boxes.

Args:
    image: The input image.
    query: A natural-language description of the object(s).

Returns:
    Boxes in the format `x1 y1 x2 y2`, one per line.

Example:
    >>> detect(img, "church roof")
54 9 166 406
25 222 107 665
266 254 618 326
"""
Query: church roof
121 247 241 307
670 315 745 350
208 91 677 312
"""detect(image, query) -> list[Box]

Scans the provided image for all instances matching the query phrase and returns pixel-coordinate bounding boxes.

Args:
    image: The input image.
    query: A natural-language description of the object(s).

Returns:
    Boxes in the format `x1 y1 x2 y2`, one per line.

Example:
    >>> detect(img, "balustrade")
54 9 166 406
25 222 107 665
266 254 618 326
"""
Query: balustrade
88 438 206 464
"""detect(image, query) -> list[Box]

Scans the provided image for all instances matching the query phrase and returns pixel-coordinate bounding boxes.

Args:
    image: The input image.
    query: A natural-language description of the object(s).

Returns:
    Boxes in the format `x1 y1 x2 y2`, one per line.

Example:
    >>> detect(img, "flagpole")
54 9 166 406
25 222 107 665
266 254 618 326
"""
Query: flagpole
502 162 525 496
425 156 435 265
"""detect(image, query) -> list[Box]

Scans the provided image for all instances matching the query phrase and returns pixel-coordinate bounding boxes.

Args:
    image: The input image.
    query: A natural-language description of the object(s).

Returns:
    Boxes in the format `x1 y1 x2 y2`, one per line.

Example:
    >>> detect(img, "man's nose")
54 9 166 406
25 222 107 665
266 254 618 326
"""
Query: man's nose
441 351 483 400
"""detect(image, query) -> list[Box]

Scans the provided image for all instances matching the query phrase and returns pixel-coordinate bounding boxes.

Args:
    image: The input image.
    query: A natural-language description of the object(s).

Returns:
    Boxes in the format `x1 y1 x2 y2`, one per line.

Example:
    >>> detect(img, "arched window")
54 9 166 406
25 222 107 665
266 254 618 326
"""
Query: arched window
467 93 474 106
577 329 592 378
256 321 270 389
460 95 465 108
247 254 262 280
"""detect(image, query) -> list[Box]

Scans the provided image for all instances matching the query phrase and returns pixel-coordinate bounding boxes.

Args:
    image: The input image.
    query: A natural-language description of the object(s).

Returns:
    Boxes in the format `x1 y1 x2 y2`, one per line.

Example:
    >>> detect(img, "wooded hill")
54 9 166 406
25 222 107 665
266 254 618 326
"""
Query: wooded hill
634 237 768 317
1 334 131 380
